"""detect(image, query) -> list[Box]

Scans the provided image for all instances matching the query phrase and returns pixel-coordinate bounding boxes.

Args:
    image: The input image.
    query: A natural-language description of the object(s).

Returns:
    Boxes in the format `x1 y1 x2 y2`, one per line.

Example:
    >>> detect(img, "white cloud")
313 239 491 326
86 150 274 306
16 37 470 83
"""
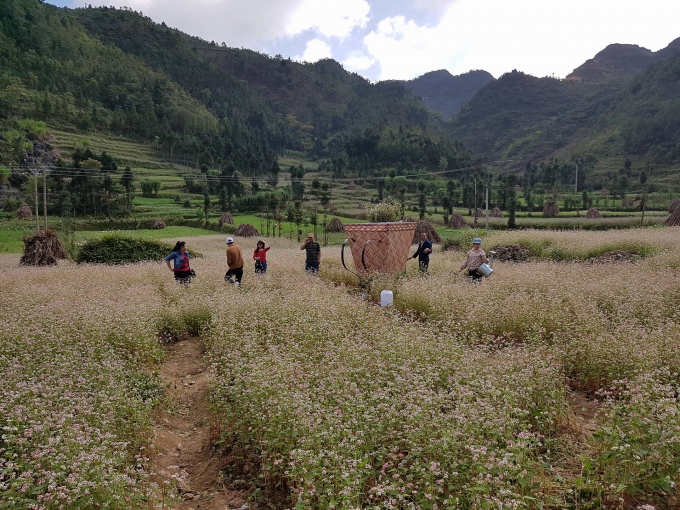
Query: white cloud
343 53 376 72
364 0 680 80
295 38 333 62
286 0 371 39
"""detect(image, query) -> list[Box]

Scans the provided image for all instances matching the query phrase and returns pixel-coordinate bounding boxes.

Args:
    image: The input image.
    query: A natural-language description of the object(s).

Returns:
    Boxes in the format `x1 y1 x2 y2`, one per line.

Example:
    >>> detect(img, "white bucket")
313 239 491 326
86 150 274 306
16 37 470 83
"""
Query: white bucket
477 263 494 277
380 290 394 307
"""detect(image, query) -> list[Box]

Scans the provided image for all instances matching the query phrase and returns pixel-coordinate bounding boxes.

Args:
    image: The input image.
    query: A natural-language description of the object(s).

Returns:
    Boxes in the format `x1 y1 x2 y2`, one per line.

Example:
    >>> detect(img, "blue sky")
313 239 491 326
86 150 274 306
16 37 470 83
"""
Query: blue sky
47 0 680 81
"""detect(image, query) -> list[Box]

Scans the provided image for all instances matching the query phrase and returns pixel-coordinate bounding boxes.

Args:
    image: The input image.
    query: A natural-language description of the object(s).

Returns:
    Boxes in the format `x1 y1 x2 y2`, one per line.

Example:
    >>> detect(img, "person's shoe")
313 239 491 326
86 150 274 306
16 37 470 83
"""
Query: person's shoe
234 281 240 287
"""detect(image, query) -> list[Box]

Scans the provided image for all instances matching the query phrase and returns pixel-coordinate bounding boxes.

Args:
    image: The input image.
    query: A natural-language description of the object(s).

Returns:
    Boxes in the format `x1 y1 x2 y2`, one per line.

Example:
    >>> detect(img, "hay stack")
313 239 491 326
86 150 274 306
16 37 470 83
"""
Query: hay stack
326 217 345 233
472 208 483 217
490 244 531 262
151 218 166 229
586 208 602 219
347 181 357 190
218 212 234 225
667 206 680 227
490 207 503 218
357 203 365 210
412 221 441 244
448 213 468 229
356 212 366 220
234 223 259 237
543 201 560 217
20 229 69 266
402 215 415 222
17 204 33 219
669 198 680 214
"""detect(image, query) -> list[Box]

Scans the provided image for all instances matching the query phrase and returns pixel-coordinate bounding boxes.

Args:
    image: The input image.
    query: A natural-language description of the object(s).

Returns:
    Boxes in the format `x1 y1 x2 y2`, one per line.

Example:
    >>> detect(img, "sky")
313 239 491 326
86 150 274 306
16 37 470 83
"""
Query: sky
47 0 680 81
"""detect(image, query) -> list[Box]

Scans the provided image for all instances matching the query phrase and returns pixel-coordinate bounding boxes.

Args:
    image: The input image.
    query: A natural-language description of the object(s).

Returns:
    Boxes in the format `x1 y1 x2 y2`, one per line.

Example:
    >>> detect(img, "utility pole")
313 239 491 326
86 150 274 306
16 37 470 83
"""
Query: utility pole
574 162 578 194
473 177 478 227
43 168 48 231
485 186 489 230
33 169 39 235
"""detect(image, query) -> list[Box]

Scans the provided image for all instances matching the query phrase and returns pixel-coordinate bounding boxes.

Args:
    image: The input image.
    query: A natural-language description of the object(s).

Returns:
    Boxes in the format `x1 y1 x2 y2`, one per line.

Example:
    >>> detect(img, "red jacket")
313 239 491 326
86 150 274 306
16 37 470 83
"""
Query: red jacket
253 245 270 263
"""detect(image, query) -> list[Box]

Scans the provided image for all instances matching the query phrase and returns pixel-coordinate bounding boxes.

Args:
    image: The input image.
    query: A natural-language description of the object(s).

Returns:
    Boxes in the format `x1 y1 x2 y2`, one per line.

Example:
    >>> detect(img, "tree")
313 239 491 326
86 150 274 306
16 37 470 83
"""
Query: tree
506 175 517 229
418 193 426 220
203 193 211 227
119 166 135 209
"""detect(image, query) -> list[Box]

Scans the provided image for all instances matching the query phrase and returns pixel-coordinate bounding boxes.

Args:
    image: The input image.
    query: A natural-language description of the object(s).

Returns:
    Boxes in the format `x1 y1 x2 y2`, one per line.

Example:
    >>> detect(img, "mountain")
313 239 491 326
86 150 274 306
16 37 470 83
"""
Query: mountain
567 37 680 84
0 0 474 177
402 69 495 120
0 0 289 171
448 37 680 173
74 6 473 171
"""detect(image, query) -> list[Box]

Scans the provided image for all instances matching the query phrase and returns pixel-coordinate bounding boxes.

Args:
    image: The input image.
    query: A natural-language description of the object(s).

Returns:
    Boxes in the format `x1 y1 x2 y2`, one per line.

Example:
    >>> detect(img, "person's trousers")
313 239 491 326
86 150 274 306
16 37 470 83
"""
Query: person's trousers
224 267 244 283
418 260 429 272
305 262 319 273
468 269 482 281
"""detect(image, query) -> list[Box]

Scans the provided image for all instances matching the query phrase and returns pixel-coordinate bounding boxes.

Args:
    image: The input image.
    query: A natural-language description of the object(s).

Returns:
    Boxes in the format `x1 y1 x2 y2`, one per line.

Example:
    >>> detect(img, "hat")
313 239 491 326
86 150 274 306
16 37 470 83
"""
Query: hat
226 237 234 244
307 233 314 238
472 237 482 244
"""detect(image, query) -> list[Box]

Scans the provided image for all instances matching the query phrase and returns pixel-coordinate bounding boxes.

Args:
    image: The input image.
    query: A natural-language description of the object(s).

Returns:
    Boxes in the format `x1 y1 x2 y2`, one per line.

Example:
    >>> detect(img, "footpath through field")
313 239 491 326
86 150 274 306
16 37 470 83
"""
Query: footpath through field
154 337 250 510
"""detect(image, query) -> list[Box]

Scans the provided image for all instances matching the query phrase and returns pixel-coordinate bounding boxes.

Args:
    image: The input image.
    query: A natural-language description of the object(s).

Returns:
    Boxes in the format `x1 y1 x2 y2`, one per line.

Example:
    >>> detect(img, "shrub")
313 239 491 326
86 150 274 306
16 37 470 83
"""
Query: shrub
76 235 174 264
366 198 402 222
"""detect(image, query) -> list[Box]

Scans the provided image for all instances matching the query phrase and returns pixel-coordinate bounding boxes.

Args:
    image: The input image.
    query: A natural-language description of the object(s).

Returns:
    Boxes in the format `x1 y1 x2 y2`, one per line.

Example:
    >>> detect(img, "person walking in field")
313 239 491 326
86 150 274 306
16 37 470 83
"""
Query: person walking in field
165 241 193 284
410 232 433 272
253 240 270 274
224 237 244 286
459 237 489 282
301 233 321 273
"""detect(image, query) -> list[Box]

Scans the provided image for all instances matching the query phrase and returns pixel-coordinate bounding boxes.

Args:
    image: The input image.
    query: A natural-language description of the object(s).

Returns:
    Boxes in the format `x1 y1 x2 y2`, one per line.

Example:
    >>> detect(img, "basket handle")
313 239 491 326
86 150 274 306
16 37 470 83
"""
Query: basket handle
341 238 360 278
361 239 383 271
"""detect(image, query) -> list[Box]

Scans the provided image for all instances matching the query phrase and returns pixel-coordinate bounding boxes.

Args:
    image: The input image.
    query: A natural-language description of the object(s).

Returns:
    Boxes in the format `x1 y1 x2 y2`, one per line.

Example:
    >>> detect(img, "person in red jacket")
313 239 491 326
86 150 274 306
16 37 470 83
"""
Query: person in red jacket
253 240 270 274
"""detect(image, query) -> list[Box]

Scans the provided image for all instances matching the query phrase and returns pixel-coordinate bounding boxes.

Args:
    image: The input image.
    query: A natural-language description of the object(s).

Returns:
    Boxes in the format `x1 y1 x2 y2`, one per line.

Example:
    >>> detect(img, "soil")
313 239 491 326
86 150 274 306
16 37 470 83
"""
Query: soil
588 250 642 264
153 338 249 510
566 390 600 437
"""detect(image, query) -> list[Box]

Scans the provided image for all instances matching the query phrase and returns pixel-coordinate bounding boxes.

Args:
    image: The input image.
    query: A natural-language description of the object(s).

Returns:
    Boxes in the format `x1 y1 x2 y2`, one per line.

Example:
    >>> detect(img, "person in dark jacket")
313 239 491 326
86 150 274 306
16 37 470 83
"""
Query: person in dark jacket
165 241 192 284
411 232 433 272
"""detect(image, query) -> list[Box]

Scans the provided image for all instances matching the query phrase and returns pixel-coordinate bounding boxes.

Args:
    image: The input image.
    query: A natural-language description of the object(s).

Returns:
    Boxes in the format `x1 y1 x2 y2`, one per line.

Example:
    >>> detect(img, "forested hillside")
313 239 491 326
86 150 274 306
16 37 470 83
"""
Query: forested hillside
402 69 495 120
0 0 284 172
448 37 680 178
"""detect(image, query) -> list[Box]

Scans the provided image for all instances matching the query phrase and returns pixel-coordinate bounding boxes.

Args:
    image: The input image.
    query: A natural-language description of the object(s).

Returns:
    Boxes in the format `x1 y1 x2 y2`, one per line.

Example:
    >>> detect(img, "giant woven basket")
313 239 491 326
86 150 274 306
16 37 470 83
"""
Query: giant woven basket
343 222 417 274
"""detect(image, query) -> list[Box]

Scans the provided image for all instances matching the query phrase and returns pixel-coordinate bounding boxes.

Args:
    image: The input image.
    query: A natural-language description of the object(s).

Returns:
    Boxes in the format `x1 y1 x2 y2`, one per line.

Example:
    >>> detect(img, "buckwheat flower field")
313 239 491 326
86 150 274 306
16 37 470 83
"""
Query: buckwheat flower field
2 228 680 509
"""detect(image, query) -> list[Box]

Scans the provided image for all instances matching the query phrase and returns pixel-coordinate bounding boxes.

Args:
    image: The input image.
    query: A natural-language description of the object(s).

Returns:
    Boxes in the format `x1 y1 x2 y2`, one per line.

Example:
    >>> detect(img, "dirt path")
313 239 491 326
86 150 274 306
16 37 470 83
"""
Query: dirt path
566 390 600 437
153 338 249 510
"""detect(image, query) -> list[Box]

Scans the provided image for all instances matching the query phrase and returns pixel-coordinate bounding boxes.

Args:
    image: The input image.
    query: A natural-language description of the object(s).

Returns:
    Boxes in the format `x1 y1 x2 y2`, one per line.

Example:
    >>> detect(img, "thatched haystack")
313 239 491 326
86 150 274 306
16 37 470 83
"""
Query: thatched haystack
234 223 259 237
667 206 680 227
412 221 441 244
357 203 365 210
20 229 69 266
448 213 468 229
356 212 366 220
347 181 357 190
151 218 166 229
586 208 602 219
543 201 560 217
326 217 345 233
402 215 415 222
490 207 503 218
490 244 531 262
669 198 680 214
17 204 33 219
472 208 483 218
218 212 234 225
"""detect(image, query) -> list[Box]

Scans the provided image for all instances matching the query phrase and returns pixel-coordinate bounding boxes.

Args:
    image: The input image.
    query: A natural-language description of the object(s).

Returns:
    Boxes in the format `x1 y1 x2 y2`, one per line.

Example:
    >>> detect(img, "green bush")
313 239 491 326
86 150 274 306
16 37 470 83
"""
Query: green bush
76 234 174 264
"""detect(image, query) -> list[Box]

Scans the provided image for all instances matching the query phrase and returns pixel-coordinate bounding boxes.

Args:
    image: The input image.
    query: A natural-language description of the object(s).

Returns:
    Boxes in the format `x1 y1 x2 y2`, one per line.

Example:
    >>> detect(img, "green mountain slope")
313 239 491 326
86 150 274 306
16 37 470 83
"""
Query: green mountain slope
402 69 495 120
0 0 229 166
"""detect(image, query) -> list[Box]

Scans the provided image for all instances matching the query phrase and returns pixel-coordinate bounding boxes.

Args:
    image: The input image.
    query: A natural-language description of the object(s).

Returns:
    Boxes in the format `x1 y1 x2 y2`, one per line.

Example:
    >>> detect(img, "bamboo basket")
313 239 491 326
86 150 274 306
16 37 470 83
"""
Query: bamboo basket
342 222 417 274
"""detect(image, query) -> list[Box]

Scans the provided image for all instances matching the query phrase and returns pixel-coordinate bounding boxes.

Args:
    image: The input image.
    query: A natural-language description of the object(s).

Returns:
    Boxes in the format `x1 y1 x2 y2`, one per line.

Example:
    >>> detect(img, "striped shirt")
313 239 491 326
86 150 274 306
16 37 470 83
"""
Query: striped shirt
460 249 487 271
